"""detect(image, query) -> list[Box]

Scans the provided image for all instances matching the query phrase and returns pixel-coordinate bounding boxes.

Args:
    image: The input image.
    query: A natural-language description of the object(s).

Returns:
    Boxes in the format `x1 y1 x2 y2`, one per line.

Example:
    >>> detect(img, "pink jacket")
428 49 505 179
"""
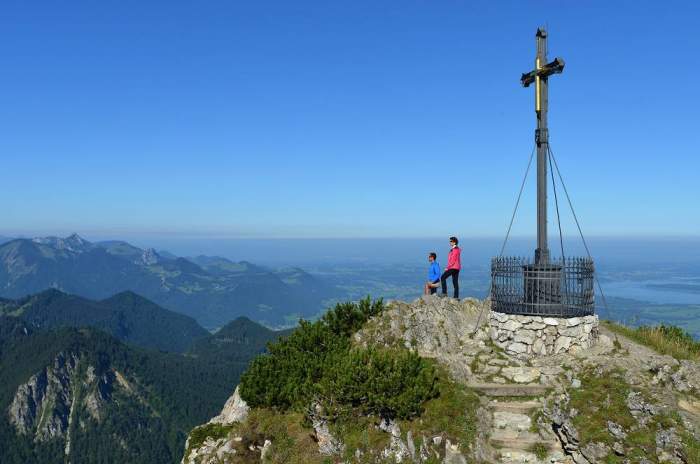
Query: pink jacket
447 246 461 270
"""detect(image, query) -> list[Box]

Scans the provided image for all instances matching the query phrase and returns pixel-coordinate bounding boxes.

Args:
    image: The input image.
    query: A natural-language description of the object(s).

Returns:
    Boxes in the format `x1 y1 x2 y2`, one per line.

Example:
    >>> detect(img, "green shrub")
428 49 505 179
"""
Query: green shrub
239 298 438 420
527 442 549 461
318 347 438 419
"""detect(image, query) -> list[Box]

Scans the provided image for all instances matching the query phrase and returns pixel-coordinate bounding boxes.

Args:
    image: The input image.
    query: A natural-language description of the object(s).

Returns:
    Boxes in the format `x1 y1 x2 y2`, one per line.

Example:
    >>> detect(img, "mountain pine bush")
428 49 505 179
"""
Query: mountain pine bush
239 298 438 420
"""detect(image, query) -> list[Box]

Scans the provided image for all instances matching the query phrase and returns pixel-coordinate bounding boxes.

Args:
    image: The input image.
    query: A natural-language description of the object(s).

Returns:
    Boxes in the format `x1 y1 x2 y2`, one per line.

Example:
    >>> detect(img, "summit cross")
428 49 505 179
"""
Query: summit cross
520 27 565 265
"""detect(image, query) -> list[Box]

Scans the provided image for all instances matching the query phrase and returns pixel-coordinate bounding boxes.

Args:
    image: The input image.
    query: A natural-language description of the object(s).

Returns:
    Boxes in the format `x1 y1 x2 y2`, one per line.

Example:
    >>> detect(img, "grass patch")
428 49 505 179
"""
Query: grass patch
198 409 324 464
569 367 635 446
484 338 508 359
568 366 699 463
529 409 544 433
612 336 623 351
681 430 700 464
527 442 549 461
241 409 322 464
469 356 480 374
331 416 389 463
603 321 700 360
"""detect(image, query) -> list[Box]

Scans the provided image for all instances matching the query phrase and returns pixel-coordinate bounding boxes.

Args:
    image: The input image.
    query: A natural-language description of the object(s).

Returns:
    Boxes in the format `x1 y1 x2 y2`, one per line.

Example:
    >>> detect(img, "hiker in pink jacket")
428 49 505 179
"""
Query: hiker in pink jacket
440 236 461 299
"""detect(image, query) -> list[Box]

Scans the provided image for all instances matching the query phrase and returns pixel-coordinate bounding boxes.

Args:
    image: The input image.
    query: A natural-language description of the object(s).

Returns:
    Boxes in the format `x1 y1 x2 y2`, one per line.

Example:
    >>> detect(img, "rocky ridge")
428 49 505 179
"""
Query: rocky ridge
183 296 700 463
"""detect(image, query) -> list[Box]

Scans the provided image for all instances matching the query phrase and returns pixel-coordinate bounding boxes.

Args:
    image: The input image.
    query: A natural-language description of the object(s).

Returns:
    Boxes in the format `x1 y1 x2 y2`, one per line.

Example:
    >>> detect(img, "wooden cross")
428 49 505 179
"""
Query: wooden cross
520 27 565 265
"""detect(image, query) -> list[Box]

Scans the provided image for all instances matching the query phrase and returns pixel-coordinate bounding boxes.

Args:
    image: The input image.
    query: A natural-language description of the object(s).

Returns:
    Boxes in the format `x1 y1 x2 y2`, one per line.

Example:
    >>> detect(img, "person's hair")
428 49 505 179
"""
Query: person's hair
449 236 459 245
429 252 437 260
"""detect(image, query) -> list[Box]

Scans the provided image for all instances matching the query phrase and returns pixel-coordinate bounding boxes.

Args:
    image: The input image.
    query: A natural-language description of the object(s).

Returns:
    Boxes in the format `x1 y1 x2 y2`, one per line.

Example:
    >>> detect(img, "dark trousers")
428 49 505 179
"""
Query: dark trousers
441 269 459 298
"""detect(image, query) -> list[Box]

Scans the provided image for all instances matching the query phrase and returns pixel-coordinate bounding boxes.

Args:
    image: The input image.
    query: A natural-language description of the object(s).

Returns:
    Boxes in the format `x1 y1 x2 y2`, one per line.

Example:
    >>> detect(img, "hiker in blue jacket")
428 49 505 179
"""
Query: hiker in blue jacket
424 252 441 295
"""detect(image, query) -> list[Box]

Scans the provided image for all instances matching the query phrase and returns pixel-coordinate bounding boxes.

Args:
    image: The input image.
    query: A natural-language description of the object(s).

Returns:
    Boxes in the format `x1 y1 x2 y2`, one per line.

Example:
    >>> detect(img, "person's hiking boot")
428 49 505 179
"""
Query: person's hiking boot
438 293 448 298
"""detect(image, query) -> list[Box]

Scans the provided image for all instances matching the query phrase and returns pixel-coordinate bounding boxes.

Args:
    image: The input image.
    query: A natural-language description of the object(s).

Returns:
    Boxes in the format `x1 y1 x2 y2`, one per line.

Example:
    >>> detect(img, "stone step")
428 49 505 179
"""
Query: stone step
497 448 566 464
467 383 549 397
490 430 560 451
493 411 532 432
490 400 542 413
497 448 542 463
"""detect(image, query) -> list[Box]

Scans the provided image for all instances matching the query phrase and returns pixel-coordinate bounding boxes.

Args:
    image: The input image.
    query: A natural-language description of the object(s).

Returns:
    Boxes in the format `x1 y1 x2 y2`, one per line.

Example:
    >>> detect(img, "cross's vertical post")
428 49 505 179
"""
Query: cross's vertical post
521 27 564 265
535 27 549 265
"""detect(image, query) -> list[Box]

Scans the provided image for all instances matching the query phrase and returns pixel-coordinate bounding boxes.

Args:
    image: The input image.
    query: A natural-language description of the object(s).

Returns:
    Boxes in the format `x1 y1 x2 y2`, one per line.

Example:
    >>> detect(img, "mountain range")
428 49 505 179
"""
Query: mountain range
0 289 290 464
0 234 339 329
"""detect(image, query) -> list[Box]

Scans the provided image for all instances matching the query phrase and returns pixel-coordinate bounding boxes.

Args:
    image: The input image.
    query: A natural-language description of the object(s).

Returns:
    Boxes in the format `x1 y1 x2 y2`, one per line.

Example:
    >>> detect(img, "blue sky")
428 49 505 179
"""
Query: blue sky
1 1 698 239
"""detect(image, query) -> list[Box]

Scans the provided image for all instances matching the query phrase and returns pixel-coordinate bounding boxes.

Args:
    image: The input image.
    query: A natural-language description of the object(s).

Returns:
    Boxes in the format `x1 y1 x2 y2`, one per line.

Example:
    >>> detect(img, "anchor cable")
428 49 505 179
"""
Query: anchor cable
548 145 611 318
548 149 566 262
472 144 536 335
548 148 570 304
498 144 537 257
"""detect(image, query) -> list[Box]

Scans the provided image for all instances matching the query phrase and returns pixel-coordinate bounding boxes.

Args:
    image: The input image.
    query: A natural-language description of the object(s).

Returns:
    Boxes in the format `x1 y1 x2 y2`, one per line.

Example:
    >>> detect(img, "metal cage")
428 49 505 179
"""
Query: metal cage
491 256 595 317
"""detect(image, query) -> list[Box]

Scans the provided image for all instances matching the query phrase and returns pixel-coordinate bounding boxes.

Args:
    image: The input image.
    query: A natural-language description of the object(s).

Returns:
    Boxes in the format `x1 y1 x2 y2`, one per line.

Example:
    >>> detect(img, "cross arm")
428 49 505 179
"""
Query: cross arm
520 57 565 87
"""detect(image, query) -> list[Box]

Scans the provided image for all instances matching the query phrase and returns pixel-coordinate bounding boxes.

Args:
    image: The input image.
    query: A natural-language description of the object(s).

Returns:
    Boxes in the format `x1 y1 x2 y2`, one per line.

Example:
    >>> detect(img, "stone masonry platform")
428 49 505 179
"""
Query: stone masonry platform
489 311 598 358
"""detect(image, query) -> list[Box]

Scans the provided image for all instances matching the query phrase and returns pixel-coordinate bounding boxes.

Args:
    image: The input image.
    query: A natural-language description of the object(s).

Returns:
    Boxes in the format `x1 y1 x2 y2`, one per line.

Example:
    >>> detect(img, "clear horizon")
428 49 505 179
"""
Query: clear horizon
4 232 700 269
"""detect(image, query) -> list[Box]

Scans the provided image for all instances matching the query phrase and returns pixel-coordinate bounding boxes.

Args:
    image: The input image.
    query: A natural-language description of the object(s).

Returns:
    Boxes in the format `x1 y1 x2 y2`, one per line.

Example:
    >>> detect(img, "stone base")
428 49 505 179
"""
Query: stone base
489 311 598 358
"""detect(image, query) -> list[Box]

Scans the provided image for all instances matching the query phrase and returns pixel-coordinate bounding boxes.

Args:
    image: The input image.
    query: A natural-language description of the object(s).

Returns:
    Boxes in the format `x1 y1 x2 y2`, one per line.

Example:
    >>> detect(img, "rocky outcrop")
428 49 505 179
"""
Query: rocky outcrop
183 436 240 464
182 385 251 464
209 386 249 425
182 296 700 464
656 428 685 464
310 404 344 456
375 418 468 464
354 296 489 382
546 393 587 463
379 418 410 462
9 352 79 441
489 312 598 358
8 351 134 448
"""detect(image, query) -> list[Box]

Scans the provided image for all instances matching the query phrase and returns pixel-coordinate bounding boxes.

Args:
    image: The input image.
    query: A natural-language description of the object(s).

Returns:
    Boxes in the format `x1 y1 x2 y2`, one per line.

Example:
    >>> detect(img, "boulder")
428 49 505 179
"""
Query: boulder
501 367 541 384
209 386 249 425
311 404 344 455
607 421 627 440
581 442 610 461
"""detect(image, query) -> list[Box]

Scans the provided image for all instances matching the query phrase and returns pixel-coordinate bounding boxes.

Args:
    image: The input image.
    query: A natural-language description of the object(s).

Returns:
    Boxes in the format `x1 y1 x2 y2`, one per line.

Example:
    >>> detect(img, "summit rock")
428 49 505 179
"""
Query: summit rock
182 295 700 463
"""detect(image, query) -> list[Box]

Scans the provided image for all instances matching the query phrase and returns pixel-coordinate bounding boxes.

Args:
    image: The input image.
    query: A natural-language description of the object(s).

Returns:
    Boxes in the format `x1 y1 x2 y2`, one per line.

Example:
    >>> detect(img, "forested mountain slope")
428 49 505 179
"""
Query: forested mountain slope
0 310 291 464
0 289 208 353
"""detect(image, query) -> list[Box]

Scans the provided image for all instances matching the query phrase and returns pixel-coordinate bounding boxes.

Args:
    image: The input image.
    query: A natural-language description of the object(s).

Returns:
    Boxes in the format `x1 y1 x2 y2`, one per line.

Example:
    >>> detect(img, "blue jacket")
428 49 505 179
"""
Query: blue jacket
428 261 441 282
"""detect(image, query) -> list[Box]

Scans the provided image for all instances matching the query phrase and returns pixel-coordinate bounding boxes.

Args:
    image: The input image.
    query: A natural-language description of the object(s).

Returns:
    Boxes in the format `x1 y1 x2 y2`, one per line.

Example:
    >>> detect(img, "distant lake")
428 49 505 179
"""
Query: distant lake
603 278 700 305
